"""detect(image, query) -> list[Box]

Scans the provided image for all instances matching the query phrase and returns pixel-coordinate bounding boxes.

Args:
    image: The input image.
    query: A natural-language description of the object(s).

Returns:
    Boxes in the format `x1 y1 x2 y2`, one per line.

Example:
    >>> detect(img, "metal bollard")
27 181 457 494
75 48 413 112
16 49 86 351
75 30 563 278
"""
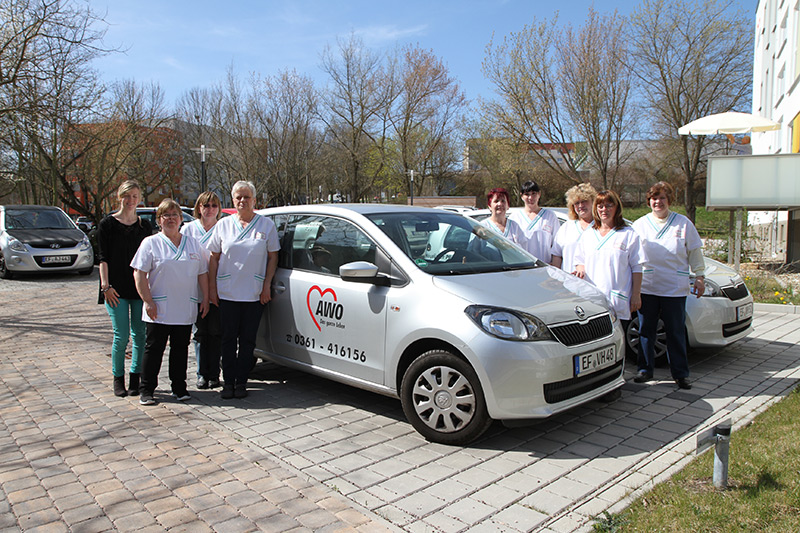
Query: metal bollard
712 421 731 489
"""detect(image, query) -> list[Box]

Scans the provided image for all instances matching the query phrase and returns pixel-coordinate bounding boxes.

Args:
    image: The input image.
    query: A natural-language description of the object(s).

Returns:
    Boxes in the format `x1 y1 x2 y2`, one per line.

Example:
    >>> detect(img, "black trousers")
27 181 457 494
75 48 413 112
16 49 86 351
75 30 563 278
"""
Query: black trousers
195 303 222 380
219 299 265 385
139 322 192 396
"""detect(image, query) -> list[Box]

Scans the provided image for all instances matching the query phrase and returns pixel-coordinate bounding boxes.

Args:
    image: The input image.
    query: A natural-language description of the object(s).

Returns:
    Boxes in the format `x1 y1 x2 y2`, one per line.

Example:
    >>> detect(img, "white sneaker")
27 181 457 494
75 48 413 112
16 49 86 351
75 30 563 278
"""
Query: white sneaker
172 392 191 401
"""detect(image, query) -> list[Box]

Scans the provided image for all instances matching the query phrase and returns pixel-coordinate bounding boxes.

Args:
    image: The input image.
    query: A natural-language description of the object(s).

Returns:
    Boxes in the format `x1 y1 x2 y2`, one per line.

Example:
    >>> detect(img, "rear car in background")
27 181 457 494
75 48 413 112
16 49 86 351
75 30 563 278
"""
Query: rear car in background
466 207 754 360
0 205 94 279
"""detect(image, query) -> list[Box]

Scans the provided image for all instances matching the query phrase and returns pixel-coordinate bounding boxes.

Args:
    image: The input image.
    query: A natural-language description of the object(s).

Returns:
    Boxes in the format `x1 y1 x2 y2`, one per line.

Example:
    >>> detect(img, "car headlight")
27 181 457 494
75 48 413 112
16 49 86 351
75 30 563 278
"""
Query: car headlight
8 237 26 253
79 235 92 251
465 305 552 341
701 278 723 297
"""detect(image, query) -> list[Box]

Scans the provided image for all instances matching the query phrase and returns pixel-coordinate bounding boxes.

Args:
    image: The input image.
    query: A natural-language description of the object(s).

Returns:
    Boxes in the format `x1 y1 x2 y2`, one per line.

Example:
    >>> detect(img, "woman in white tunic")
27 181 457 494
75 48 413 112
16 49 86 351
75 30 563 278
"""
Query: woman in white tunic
631 182 705 390
207 181 280 400
551 183 597 274
574 190 646 325
509 180 560 263
132 199 209 406
480 188 526 246
181 191 222 390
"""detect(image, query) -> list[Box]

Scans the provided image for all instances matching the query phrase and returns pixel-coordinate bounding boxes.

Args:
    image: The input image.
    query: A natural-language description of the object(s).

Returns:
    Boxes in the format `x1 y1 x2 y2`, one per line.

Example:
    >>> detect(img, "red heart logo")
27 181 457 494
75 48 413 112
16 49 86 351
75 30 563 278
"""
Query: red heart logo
307 285 337 331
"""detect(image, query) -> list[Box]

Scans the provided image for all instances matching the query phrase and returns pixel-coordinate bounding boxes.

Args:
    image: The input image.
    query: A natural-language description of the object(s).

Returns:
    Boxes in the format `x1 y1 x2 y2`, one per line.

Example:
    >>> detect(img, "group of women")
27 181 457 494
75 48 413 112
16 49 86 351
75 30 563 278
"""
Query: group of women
98 179 279 405
482 180 704 390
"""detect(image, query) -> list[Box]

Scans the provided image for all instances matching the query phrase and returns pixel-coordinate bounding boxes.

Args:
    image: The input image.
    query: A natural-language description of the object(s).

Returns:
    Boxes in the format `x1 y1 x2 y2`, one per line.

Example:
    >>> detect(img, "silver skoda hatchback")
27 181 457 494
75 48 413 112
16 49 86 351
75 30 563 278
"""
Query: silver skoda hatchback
255 205 624 445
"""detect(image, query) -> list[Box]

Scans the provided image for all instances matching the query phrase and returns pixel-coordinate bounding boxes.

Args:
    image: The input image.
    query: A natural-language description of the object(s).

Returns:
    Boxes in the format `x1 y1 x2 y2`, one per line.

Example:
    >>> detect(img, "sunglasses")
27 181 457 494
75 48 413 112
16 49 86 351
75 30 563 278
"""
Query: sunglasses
202 203 219 208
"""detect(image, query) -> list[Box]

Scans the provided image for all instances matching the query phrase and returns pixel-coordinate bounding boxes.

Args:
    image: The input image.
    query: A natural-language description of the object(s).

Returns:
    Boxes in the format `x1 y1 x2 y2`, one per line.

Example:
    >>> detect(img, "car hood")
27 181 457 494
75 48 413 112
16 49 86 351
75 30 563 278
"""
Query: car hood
431 265 612 324
703 257 744 286
6 228 85 248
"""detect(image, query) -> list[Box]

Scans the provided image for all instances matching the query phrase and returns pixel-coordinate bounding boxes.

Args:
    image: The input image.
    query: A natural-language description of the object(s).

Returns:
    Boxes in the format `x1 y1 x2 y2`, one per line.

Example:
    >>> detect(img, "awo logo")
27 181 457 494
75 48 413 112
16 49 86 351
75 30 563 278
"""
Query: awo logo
306 285 344 331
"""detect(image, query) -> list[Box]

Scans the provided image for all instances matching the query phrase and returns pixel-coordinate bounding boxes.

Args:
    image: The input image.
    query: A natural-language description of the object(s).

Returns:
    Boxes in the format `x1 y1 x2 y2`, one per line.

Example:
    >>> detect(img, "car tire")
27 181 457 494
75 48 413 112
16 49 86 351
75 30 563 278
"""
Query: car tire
0 252 13 280
625 314 667 365
400 350 492 445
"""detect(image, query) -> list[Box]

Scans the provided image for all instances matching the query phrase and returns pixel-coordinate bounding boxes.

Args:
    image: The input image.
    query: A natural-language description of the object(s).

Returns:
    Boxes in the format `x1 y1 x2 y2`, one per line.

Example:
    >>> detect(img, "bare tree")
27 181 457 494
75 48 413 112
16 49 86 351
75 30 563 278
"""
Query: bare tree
627 0 753 221
481 17 585 185
391 45 467 198
558 8 633 190
318 34 397 202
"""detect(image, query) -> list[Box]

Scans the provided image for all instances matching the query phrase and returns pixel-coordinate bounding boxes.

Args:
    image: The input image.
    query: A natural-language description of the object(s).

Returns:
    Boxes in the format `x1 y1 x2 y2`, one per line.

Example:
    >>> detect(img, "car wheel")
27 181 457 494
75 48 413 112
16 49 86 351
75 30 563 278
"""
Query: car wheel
625 314 667 365
0 252 13 280
400 350 492 445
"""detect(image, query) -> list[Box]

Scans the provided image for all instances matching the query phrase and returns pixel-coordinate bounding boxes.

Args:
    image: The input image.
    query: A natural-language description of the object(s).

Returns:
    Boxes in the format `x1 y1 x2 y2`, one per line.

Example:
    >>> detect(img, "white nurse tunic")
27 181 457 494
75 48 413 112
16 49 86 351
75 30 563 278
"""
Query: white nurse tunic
551 219 589 273
480 217 527 246
632 211 703 298
206 213 280 302
509 208 559 263
130 233 208 325
573 225 646 320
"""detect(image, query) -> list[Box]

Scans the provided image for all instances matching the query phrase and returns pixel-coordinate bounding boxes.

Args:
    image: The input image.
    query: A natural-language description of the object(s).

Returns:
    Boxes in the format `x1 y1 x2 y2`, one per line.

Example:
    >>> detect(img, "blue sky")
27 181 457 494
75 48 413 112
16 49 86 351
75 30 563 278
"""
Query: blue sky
87 0 757 108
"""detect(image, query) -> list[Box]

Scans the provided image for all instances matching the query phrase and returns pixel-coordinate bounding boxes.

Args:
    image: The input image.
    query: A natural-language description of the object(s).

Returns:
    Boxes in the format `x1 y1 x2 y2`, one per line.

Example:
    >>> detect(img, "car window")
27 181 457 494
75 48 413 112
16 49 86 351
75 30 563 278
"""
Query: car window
6 209 74 230
277 214 377 275
367 211 537 275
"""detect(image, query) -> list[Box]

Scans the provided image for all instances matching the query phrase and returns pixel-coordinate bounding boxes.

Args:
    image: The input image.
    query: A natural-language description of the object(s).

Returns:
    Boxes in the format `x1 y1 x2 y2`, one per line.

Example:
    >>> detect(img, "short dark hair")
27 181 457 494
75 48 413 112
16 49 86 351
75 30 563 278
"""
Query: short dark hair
487 187 510 205
646 181 675 205
520 180 541 195
592 190 625 230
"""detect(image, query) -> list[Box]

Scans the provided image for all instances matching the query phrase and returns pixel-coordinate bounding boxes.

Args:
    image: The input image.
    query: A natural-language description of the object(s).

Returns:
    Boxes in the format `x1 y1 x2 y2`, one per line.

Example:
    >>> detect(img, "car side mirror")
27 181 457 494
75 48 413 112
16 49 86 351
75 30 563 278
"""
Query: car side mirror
340 261 388 286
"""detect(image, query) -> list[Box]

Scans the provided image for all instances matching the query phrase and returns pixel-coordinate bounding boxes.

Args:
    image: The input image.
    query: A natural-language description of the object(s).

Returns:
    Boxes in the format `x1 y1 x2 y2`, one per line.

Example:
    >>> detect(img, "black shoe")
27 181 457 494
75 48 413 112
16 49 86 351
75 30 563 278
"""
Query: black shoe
113 376 128 397
675 377 692 390
221 383 234 399
139 393 157 406
234 384 248 399
208 379 221 389
633 372 653 384
172 391 191 401
196 377 209 389
128 373 140 396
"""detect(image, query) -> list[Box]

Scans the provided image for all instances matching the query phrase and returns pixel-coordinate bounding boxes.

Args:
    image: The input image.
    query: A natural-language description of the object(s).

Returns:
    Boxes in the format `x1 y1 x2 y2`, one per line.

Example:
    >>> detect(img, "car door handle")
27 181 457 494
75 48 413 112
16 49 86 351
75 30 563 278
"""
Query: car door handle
273 281 286 294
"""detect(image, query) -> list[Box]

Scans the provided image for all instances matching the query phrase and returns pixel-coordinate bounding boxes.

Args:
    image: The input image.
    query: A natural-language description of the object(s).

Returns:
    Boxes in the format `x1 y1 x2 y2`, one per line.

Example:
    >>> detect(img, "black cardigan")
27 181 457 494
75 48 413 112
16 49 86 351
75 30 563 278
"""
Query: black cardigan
96 215 152 300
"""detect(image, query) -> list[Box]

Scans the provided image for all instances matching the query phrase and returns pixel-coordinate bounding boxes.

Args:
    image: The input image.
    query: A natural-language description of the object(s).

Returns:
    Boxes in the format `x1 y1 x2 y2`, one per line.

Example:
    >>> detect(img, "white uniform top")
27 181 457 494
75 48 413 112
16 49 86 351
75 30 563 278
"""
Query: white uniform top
130 233 208 325
574 225 646 320
480 217 527 246
632 211 704 298
509 208 559 263
551 219 589 273
206 213 280 302
181 219 216 261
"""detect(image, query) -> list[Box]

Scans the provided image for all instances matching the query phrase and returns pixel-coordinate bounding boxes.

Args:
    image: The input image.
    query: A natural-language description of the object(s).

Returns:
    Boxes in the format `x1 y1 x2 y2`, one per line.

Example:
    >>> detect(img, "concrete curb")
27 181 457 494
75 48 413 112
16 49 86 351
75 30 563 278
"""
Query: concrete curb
755 302 800 314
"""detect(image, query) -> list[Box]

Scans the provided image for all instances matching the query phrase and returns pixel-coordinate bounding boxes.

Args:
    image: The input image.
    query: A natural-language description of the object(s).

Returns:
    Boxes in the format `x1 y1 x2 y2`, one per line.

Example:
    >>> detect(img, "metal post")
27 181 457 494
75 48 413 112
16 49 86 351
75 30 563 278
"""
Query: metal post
713 421 731 489
200 145 207 192
734 209 742 272
409 169 415 206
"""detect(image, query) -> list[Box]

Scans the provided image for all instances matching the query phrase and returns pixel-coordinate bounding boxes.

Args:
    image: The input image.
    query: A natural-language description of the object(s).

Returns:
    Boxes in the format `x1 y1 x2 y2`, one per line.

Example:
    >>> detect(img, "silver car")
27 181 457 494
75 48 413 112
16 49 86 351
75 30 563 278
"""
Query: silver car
0 205 94 279
254 205 624 445
468 207 754 361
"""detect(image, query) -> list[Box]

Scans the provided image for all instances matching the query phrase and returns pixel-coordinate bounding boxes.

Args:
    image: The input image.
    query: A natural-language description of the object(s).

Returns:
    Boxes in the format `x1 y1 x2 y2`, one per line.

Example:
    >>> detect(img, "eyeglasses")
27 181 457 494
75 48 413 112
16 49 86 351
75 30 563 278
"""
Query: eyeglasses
160 213 181 219
202 203 219 208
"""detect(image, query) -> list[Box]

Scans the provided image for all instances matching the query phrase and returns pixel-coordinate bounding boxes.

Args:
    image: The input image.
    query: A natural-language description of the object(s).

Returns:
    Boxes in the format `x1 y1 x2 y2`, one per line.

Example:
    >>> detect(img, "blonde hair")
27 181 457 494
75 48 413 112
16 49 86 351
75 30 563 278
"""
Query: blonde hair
117 179 141 199
565 183 598 220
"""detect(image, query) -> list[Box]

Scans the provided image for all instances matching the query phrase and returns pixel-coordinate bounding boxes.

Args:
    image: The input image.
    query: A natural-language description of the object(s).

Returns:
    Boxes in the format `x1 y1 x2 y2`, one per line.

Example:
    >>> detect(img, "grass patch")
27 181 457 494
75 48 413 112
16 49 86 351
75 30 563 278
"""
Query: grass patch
740 269 800 305
595 387 800 532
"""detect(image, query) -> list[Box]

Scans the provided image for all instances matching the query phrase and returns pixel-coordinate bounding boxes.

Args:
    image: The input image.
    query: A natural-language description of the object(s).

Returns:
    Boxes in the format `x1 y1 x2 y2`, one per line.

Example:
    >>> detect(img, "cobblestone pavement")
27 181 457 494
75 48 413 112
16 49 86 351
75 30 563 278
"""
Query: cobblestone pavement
2 270 800 532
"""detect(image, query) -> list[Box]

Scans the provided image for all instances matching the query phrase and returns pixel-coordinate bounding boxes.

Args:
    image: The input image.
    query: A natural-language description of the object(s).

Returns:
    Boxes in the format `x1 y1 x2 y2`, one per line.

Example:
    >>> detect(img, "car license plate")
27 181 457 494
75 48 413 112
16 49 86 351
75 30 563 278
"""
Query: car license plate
574 345 616 377
737 302 753 321
42 255 71 264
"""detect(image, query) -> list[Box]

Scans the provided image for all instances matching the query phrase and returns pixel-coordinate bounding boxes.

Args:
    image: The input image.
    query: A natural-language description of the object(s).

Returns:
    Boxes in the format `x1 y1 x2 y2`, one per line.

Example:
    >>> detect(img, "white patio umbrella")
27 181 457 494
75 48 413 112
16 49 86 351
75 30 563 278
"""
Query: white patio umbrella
678 111 780 135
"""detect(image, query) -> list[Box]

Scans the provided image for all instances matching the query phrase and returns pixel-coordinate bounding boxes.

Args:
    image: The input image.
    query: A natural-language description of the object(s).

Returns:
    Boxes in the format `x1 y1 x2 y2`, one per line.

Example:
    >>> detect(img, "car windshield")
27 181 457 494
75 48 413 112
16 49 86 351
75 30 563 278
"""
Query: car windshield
366 211 539 275
5 209 74 230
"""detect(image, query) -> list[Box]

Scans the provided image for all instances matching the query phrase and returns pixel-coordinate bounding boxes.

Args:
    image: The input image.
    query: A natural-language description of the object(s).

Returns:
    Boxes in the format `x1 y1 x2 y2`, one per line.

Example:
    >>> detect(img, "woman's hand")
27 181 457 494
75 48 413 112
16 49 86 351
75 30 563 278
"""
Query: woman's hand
574 265 586 279
104 287 120 307
693 277 705 298
144 300 158 320
630 292 642 313
259 283 272 305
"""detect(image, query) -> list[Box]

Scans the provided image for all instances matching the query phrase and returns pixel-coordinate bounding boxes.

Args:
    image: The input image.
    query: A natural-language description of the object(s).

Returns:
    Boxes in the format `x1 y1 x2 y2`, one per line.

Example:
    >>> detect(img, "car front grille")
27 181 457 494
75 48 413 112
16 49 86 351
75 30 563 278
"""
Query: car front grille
723 317 752 338
549 314 614 347
543 361 623 404
721 283 749 301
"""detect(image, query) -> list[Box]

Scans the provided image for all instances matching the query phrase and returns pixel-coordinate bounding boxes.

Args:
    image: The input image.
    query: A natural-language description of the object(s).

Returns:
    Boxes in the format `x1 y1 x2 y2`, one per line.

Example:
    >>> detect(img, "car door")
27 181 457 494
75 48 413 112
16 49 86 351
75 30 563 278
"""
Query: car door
267 214 388 385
